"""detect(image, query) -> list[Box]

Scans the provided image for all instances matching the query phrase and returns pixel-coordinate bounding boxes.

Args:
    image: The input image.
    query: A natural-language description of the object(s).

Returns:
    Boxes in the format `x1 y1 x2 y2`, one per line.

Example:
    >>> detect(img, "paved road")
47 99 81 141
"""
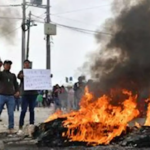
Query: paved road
0 106 55 132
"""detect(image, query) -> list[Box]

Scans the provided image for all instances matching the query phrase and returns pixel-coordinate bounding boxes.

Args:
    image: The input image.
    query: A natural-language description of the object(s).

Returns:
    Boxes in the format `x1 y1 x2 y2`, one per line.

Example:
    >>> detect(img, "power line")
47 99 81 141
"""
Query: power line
51 1 134 15
32 13 100 28
53 22 113 36
0 4 21 7
32 18 113 36
57 25 96 36
51 15 100 28
32 13 103 33
51 3 112 15
0 17 22 20
31 13 46 20
32 12 112 33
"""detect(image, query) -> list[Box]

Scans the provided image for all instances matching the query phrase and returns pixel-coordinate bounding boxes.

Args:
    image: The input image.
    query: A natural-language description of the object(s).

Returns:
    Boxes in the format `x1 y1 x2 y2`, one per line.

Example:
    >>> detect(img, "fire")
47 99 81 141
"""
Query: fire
135 122 141 128
45 87 141 145
144 100 150 126
63 89 139 145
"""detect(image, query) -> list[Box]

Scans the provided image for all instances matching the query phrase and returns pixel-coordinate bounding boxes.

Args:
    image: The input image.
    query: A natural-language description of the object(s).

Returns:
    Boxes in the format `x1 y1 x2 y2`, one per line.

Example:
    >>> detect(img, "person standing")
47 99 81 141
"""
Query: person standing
0 60 3 71
17 60 37 134
59 86 68 111
67 85 74 112
52 85 61 110
0 60 19 133
37 93 43 107
73 77 85 110
0 60 3 122
42 91 46 107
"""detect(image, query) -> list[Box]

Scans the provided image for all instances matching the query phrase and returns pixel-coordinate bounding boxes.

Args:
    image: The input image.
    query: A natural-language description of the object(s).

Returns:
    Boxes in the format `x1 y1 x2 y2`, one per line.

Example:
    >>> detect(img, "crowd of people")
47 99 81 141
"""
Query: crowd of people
36 76 86 112
0 59 88 135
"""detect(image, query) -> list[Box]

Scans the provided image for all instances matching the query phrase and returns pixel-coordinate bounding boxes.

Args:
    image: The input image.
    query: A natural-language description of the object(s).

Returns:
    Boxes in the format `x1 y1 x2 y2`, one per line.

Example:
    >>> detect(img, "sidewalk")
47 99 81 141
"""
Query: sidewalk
0 107 55 132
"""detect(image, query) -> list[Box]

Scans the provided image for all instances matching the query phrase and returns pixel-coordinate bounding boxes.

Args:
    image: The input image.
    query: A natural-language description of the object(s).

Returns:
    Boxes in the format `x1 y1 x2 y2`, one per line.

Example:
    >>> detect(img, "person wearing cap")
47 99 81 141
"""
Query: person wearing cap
17 60 37 135
0 60 19 134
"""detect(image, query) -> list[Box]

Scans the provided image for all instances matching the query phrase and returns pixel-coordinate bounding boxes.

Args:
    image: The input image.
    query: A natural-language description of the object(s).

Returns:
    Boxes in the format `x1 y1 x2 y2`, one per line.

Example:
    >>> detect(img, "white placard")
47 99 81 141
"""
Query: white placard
23 69 51 90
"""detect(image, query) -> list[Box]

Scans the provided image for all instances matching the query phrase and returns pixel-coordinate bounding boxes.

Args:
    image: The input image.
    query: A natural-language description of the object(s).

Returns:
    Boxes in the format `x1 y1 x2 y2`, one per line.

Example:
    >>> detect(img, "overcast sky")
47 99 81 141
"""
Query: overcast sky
0 0 112 85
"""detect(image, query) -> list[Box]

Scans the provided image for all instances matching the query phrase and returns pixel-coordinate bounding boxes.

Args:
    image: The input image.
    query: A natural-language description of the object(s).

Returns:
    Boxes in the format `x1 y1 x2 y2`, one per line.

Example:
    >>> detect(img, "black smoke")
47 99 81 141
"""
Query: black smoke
89 0 150 99
0 0 20 44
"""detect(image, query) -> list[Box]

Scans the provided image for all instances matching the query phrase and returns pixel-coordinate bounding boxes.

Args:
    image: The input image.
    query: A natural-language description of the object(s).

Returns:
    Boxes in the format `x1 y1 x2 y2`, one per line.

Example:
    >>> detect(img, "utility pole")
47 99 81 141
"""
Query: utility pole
45 0 51 100
46 0 51 70
26 11 31 60
21 0 26 69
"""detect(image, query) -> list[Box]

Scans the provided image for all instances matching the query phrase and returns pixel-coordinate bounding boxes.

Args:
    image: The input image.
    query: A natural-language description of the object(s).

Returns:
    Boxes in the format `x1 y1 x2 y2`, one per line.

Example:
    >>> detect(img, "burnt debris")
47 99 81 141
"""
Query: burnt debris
33 118 87 147
32 118 150 148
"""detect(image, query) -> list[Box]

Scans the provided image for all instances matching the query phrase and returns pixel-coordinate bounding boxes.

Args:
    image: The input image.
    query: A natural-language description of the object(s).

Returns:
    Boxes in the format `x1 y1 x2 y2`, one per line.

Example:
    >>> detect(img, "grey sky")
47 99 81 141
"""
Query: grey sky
0 0 112 85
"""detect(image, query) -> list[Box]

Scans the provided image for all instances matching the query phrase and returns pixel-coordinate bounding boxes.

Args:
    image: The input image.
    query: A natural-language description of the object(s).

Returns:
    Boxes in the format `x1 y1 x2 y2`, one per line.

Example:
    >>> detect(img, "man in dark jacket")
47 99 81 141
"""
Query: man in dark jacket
0 60 19 133
17 60 37 134
73 76 86 110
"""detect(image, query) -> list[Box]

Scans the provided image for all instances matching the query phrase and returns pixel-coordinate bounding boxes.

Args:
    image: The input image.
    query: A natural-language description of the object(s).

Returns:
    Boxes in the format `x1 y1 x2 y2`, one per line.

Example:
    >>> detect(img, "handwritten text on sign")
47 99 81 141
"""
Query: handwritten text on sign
23 69 51 90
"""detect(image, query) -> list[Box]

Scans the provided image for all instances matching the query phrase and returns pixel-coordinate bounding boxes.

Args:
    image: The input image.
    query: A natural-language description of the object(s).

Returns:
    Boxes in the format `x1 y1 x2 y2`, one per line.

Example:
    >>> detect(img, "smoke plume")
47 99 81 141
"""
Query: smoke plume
88 0 150 98
0 1 20 43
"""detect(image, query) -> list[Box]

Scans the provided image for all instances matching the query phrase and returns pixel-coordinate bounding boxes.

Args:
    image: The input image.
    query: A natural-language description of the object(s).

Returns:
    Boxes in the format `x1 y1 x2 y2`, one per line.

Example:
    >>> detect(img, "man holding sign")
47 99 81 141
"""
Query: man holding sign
17 60 38 135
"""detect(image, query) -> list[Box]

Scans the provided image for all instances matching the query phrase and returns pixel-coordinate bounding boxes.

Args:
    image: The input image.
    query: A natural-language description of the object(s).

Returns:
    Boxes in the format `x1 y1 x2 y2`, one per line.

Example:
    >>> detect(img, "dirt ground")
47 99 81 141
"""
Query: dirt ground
0 106 55 132
0 107 149 150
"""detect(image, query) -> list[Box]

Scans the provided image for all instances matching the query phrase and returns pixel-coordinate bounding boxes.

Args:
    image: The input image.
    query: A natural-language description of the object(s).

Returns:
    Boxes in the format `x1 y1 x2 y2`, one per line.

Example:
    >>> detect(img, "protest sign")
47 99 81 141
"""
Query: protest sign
23 69 51 90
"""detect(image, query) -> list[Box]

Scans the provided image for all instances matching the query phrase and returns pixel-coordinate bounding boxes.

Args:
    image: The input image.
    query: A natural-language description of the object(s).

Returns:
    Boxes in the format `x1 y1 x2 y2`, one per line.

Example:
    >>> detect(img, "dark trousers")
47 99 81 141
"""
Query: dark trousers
19 94 37 128
42 98 46 107
14 98 20 111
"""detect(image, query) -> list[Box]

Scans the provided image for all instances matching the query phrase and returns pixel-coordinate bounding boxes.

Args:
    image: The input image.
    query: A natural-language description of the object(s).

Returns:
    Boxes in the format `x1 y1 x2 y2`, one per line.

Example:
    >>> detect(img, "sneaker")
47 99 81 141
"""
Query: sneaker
17 130 24 136
28 125 35 137
9 129 16 134
8 129 16 137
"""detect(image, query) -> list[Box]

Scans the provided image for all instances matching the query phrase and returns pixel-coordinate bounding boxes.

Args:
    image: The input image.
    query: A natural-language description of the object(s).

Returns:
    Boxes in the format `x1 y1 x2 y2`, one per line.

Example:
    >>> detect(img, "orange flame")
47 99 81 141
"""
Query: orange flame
45 87 140 145
135 122 141 128
63 89 139 145
144 99 150 126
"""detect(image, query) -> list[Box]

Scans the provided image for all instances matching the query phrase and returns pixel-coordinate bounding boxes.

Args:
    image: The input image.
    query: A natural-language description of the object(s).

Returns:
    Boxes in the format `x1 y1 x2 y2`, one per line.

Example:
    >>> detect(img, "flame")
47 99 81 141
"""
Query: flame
135 122 141 128
144 99 150 126
62 89 139 145
45 87 140 145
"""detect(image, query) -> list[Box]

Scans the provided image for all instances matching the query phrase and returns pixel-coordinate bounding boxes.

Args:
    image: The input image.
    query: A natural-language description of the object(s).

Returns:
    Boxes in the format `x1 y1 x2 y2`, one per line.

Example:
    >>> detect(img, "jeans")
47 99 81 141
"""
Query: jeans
0 95 15 129
19 94 37 128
